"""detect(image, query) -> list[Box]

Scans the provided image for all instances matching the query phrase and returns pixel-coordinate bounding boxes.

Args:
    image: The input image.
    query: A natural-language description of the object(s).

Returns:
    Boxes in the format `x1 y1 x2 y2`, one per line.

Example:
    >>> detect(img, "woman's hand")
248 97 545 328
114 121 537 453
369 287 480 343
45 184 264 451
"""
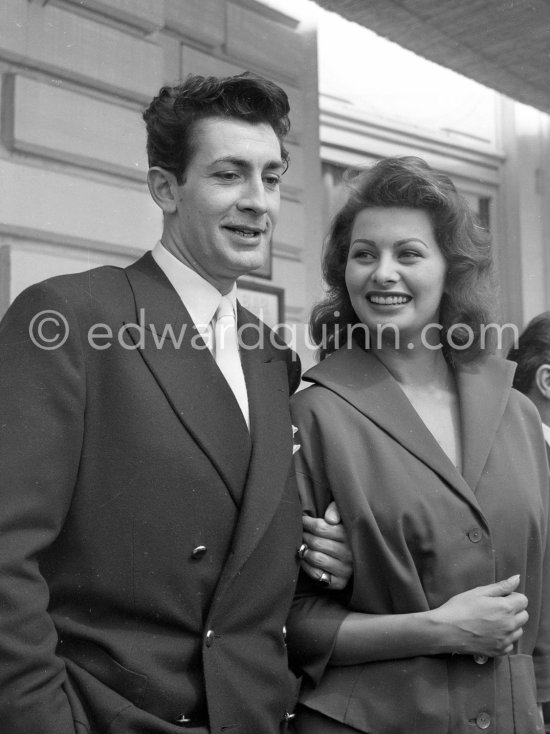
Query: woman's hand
429 575 528 657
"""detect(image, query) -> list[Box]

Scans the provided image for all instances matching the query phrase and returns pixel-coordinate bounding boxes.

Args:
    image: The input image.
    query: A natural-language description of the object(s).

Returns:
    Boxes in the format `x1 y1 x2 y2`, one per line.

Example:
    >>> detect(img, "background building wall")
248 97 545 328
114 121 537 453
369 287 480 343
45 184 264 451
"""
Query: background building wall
0 0 323 364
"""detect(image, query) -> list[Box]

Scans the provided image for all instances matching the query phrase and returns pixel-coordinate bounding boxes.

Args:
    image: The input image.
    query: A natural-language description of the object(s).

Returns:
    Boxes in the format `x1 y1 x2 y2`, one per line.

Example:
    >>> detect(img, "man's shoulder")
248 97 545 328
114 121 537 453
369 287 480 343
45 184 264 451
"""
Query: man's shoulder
1 258 149 335
10 254 153 311
34 263 128 296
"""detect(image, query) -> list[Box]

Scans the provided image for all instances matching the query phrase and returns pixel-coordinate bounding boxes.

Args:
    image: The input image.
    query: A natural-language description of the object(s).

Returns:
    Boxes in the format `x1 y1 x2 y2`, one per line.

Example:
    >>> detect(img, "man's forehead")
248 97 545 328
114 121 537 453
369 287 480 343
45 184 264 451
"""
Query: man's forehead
193 117 283 165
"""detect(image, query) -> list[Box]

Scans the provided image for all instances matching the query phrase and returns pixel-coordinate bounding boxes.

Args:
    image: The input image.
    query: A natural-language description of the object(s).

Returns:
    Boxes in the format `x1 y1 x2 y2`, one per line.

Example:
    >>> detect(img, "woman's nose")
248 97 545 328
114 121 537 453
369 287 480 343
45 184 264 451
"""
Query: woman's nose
372 254 399 285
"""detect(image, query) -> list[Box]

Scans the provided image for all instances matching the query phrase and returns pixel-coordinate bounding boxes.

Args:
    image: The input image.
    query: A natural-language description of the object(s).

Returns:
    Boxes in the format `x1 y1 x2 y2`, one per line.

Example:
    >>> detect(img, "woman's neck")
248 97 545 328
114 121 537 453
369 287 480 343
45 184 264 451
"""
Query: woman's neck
372 343 452 392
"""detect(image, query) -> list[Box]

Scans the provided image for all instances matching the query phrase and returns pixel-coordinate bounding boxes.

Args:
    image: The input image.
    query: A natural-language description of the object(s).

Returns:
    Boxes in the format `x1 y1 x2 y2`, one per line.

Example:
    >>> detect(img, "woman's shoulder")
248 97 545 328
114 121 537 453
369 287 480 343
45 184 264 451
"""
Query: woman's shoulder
291 381 337 413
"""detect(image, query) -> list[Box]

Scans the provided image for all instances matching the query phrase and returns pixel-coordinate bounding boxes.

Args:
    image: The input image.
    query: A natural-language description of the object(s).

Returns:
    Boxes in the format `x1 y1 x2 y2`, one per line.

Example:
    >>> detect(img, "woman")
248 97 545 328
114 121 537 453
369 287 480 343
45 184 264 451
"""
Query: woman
287 157 550 733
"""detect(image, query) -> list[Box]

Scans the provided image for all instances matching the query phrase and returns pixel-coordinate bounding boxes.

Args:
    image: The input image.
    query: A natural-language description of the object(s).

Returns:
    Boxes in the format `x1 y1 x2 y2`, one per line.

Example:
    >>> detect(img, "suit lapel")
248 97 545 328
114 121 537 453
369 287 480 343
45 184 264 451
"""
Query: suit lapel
212 308 295 601
124 254 251 506
304 343 498 516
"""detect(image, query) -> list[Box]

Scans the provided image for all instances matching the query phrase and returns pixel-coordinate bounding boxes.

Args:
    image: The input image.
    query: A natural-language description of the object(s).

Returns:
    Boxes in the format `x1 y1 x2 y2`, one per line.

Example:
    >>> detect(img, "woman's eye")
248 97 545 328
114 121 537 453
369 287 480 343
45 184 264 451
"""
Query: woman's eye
399 250 421 260
353 250 376 261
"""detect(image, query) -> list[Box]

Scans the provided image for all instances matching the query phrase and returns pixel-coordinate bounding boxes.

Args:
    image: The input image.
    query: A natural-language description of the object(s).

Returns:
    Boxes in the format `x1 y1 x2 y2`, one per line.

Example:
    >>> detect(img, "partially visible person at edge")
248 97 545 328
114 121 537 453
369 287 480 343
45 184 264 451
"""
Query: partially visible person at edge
0 72 352 734
285 156 550 733
508 311 550 733
508 311 550 460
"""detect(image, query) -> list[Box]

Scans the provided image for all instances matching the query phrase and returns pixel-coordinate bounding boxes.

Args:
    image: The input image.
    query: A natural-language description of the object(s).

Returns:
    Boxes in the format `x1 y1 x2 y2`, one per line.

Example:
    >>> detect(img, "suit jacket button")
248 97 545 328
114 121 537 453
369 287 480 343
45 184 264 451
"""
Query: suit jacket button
175 714 191 726
283 712 296 722
191 545 207 559
205 629 215 647
473 654 489 664
476 712 491 729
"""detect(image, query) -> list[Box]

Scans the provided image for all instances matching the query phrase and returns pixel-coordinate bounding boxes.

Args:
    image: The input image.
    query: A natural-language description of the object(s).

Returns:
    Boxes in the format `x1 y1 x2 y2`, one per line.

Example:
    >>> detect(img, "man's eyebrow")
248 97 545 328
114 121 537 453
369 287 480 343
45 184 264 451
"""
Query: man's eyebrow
209 156 284 170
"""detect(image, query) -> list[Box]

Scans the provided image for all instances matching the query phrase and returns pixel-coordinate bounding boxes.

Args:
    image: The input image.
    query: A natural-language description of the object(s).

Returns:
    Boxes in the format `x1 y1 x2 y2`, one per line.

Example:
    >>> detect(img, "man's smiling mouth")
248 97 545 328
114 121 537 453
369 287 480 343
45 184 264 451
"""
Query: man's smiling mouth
226 225 264 238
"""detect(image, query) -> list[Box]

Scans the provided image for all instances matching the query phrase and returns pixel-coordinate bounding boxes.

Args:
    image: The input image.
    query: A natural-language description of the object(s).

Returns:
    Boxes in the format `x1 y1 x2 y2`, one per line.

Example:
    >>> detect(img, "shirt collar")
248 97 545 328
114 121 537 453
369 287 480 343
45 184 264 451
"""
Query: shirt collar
542 422 550 447
151 241 237 327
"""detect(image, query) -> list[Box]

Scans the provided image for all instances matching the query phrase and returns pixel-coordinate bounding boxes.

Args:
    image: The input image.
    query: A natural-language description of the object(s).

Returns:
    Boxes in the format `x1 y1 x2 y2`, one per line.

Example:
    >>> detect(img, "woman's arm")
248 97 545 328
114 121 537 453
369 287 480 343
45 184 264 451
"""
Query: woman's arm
332 575 528 664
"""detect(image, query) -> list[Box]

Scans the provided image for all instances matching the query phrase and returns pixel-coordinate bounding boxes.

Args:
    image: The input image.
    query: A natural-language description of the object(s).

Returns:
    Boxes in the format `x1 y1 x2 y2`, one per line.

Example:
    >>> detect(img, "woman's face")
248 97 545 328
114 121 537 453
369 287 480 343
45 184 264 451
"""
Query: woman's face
345 206 447 346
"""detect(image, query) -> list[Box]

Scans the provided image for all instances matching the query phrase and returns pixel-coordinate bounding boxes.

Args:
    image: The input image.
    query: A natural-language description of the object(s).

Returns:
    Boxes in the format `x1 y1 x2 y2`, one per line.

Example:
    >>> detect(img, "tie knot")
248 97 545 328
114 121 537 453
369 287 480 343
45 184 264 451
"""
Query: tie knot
217 296 235 321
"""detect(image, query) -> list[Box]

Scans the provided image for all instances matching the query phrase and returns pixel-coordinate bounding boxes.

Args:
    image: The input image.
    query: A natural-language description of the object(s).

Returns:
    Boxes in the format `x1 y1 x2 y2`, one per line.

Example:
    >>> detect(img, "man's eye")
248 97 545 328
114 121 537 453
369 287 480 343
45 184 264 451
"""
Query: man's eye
216 171 239 181
264 175 280 187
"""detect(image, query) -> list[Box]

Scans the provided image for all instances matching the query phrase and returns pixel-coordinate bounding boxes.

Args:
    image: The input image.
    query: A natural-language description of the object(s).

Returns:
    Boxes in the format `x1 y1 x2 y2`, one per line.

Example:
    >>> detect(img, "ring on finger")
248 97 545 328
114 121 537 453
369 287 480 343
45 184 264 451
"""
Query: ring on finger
319 571 331 587
297 543 308 560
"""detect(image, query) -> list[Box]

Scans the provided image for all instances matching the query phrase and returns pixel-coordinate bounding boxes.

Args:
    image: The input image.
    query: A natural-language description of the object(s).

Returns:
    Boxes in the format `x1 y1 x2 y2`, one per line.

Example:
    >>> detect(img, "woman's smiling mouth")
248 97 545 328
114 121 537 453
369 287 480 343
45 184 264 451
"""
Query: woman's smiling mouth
367 293 412 306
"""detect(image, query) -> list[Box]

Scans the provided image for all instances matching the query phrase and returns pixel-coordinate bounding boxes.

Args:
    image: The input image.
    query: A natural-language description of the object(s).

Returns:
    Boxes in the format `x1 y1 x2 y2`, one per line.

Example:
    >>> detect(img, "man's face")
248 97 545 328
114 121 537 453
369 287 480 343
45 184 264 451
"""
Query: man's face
165 117 284 293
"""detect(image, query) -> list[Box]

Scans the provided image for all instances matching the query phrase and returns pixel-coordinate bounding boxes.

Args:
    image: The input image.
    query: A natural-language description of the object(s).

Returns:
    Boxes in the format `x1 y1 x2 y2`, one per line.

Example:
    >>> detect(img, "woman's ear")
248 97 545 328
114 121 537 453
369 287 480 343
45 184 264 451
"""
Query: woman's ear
147 167 179 214
534 364 550 399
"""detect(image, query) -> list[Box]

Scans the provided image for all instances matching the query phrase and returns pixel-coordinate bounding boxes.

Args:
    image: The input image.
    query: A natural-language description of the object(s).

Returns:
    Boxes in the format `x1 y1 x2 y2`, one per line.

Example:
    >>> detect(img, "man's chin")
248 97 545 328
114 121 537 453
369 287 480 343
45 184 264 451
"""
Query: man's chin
233 252 268 276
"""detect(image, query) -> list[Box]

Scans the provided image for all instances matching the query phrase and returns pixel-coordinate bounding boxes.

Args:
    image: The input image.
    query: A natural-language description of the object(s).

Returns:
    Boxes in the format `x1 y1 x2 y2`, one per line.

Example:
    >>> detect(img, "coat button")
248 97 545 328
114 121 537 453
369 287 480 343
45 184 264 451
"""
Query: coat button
476 712 491 729
283 712 296 722
468 527 483 543
191 545 207 559
473 654 489 664
205 629 215 647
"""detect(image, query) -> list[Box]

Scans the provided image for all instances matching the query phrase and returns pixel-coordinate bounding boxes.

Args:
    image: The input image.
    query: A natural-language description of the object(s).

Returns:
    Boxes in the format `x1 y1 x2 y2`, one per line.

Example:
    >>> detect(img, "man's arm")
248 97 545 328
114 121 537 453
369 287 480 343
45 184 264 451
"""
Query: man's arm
0 281 84 733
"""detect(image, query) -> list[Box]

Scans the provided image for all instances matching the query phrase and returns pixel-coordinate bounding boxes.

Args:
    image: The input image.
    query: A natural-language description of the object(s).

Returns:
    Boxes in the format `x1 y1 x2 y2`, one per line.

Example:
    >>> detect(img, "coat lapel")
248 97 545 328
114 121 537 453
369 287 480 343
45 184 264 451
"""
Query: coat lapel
303 343 511 517
212 307 295 601
456 356 516 492
124 254 251 506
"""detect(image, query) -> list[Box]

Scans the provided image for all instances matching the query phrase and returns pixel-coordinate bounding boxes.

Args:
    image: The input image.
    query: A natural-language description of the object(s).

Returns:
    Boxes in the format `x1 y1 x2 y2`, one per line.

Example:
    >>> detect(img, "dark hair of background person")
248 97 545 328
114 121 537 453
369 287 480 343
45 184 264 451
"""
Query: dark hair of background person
311 156 497 365
143 71 291 184
507 311 550 394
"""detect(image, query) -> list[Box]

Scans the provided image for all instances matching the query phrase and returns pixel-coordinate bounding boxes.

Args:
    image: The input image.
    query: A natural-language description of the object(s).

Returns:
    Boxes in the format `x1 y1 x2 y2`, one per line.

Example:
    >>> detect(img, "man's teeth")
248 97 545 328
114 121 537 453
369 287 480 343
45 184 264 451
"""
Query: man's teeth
369 295 409 305
233 229 258 237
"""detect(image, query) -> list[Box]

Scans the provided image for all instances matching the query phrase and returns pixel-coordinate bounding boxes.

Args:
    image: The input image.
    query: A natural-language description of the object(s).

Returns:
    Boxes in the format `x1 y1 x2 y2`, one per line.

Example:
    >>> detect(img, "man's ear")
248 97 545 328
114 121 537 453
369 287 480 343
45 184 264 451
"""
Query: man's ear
147 167 179 214
534 364 550 399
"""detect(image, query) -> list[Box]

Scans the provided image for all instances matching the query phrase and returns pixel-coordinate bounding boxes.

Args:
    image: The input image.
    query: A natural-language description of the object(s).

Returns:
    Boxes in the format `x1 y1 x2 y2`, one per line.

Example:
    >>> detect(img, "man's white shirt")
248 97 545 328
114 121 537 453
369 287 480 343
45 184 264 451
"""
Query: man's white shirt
152 241 237 354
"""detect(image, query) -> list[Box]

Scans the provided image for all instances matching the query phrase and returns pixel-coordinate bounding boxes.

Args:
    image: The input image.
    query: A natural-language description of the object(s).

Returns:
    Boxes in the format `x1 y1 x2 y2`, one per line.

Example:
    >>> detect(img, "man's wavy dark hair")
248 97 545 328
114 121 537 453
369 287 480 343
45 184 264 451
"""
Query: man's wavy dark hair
311 156 498 364
143 72 290 183
508 311 550 394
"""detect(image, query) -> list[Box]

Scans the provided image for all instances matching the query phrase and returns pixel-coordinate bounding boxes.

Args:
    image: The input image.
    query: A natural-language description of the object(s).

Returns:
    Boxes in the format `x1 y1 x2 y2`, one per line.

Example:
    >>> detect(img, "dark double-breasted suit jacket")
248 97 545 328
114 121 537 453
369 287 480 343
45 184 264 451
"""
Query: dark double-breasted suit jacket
0 253 302 734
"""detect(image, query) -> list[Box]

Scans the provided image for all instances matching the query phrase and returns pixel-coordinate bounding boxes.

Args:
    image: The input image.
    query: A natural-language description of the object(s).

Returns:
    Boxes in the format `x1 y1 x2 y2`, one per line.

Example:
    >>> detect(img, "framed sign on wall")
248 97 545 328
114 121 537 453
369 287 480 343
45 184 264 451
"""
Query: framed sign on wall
237 279 284 330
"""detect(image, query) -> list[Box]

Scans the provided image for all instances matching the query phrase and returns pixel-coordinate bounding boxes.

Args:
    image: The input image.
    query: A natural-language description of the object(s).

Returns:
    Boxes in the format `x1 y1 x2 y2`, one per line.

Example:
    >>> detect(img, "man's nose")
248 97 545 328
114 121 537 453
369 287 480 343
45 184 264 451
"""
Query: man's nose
237 177 268 214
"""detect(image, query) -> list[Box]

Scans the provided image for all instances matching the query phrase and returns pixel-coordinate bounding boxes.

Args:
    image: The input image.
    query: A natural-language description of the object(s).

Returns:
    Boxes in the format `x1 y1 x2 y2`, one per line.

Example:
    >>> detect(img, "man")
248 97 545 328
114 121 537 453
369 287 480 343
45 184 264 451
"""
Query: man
507 311 550 458
507 311 550 732
0 73 350 734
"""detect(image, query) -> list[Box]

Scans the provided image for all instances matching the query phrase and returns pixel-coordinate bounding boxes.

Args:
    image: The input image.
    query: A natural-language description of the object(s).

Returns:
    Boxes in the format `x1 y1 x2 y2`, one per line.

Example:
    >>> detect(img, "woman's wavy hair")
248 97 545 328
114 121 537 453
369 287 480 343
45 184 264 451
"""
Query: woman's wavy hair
143 72 290 183
311 156 497 364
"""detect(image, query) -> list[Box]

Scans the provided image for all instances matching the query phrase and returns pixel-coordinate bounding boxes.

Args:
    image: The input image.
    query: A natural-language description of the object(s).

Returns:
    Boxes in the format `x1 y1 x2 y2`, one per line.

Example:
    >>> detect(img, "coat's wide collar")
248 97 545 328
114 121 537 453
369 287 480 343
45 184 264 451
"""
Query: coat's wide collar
303 341 516 519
